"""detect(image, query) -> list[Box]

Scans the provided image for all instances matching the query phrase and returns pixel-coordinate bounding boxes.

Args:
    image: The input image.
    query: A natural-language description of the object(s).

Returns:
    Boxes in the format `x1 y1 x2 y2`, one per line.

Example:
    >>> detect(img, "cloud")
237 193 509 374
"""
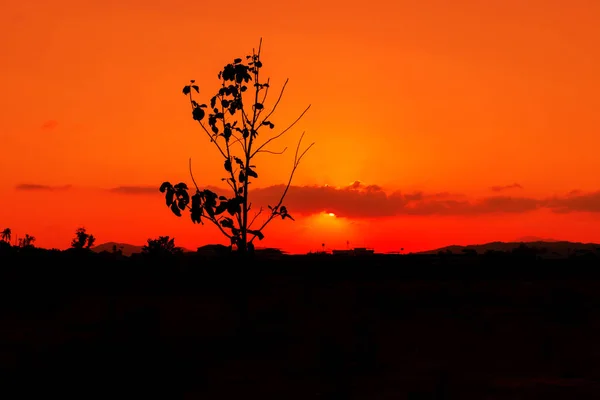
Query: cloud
252 181 600 218
490 183 523 192
247 181 541 218
103 181 600 218
108 184 223 195
109 186 159 195
545 191 600 213
15 183 71 191
41 120 59 130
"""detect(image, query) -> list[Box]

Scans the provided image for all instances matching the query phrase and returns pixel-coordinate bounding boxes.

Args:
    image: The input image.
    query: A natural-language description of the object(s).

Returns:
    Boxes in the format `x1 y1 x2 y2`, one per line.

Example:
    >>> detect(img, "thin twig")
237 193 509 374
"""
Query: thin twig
259 78 288 126
189 158 200 191
207 216 232 238
188 92 228 159
229 134 244 149
259 78 271 111
254 78 270 124
248 207 263 229
256 147 287 155
251 105 311 158
225 178 236 193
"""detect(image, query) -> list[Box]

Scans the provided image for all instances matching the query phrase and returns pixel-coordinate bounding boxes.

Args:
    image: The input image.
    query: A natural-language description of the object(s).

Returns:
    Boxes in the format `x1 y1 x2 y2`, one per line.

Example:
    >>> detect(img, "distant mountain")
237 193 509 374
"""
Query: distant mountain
92 242 195 256
418 241 600 258
92 242 144 256
515 236 559 243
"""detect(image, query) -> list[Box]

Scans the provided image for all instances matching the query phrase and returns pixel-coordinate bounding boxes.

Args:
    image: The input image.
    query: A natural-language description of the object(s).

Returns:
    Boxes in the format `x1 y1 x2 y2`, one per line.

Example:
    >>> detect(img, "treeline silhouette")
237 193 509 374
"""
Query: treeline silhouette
2 230 600 398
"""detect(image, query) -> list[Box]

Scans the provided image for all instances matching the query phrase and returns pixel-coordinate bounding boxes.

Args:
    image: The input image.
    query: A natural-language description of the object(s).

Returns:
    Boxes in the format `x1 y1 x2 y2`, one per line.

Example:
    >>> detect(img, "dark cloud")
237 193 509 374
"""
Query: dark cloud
102 181 600 218
41 120 59 130
15 183 71 191
108 184 223 195
109 186 158 195
249 181 540 218
545 191 600 213
490 183 523 192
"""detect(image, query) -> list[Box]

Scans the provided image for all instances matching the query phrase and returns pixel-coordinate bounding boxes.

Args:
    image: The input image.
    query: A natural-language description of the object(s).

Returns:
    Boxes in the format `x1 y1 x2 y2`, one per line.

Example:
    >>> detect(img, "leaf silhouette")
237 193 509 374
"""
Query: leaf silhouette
166 188 175 206
220 218 234 229
170 202 182 217
159 182 172 193
246 168 258 179
248 229 264 240
191 193 202 223
233 156 244 167
192 107 205 121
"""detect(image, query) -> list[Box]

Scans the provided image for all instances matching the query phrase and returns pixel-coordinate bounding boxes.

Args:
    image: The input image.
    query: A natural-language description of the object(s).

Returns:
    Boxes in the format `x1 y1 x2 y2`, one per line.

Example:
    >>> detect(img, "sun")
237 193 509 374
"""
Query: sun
328 212 336 217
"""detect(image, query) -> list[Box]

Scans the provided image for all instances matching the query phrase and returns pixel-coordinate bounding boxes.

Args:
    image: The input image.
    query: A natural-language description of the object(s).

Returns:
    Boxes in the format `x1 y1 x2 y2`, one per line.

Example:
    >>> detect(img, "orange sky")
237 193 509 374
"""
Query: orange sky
1 0 599 253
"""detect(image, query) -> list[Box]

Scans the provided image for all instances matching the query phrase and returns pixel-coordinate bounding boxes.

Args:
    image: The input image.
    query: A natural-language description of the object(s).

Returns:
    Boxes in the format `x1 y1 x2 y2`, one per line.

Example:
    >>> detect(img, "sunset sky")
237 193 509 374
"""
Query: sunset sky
1 0 599 253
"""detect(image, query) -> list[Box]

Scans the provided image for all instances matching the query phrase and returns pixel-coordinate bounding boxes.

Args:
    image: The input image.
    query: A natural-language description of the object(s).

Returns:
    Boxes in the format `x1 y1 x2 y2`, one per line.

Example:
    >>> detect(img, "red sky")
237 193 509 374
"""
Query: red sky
1 0 599 253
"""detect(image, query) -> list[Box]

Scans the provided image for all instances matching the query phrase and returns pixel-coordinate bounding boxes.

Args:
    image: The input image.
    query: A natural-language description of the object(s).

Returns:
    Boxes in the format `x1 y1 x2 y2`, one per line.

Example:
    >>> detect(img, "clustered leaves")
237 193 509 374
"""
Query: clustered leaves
163 40 312 252
182 54 275 145
160 181 293 245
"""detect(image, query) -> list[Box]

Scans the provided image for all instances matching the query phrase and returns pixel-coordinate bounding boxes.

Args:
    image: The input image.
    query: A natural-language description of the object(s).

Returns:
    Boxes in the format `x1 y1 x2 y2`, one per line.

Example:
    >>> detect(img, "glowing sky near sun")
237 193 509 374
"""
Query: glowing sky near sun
1 0 600 253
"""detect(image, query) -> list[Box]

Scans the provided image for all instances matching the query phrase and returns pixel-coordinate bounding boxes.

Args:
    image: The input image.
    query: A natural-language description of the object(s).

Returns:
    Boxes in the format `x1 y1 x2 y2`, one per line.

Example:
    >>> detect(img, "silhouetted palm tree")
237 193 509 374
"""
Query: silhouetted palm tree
19 234 35 248
1 228 11 243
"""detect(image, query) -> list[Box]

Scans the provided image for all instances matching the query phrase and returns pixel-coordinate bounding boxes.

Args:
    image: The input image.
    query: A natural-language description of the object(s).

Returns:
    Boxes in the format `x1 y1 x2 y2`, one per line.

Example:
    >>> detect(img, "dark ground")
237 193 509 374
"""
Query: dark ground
1 250 600 399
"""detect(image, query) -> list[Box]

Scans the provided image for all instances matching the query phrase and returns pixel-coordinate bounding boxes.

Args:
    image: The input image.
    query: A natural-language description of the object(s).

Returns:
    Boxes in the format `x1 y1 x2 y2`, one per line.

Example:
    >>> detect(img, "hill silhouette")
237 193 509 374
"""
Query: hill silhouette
92 242 195 256
419 240 600 257
92 242 144 256
92 240 598 257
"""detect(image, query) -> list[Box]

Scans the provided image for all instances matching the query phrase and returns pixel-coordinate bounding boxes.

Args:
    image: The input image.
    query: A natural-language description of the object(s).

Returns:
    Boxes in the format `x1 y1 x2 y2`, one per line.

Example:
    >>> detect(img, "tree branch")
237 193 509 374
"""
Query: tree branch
220 96 243 229
207 216 232 238
258 78 288 126
187 92 228 159
257 77 271 120
248 207 263 229
256 147 287 155
189 158 200 192
249 132 314 243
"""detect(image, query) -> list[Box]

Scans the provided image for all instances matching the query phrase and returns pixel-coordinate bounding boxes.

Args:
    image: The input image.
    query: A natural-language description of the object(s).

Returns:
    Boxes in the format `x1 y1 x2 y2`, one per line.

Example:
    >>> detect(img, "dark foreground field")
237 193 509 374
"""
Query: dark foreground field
1 250 600 399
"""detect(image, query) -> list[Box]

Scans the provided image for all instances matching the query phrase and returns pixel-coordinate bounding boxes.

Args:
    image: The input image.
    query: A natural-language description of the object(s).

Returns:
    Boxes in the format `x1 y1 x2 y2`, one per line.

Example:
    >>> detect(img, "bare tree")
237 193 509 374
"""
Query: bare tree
160 39 314 254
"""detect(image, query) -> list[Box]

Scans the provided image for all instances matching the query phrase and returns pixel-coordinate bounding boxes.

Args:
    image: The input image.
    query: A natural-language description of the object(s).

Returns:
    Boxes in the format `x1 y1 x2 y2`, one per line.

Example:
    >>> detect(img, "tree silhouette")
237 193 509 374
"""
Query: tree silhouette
18 234 35 248
70 227 96 249
1 228 11 244
160 39 314 255
142 236 183 257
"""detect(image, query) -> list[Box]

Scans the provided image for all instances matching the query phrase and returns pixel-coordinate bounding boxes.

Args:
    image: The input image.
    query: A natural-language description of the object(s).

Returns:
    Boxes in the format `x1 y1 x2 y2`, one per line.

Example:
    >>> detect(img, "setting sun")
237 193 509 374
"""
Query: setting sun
328 213 336 217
